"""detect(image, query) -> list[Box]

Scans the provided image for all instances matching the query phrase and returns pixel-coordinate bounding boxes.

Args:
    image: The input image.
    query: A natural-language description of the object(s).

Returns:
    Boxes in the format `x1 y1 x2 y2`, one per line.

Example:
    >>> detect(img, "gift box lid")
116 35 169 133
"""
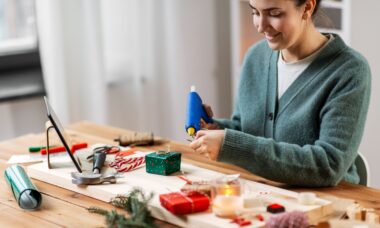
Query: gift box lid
146 151 181 160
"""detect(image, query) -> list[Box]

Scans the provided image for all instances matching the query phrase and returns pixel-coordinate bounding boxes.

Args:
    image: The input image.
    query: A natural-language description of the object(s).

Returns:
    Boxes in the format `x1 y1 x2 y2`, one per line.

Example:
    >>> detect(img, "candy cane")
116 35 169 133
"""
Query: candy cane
109 156 145 172
110 156 144 168
117 156 144 164
116 158 145 172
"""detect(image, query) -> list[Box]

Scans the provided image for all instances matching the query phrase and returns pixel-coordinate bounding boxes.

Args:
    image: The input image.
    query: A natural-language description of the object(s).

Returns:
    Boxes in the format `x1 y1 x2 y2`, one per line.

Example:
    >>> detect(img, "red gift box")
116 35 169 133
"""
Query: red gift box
159 192 210 215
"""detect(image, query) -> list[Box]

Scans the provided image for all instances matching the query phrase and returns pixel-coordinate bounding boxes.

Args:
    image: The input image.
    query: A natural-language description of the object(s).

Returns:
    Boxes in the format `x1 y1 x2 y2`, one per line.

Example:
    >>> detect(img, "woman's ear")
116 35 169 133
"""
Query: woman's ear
303 0 317 20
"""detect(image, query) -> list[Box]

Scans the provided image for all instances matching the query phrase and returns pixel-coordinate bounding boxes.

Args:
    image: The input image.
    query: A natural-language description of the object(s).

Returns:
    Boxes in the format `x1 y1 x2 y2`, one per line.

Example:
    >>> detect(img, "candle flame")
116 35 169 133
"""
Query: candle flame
223 185 234 196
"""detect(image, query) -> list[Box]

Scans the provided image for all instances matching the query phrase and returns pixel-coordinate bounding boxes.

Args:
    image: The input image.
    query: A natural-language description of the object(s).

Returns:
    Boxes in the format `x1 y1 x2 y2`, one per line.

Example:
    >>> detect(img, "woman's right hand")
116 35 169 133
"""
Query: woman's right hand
201 104 219 130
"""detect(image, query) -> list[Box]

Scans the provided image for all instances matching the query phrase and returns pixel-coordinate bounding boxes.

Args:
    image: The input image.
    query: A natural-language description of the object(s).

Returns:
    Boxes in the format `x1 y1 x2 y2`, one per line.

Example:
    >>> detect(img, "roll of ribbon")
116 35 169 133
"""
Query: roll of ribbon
4 165 42 210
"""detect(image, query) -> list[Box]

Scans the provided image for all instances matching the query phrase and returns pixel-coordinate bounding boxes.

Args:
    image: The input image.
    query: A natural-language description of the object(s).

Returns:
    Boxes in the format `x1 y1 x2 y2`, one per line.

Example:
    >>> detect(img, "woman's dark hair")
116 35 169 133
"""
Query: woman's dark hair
295 0 322 16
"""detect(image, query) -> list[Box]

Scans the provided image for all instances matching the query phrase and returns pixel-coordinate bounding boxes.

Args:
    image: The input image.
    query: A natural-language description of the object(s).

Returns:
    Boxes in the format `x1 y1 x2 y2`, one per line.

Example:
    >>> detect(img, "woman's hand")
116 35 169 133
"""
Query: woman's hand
201 104 219 130
189 130 225 160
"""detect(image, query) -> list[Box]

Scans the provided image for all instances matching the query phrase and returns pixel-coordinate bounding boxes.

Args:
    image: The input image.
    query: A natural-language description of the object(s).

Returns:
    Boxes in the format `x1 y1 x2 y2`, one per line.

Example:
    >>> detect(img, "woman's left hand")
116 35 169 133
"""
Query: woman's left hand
189 130 225 160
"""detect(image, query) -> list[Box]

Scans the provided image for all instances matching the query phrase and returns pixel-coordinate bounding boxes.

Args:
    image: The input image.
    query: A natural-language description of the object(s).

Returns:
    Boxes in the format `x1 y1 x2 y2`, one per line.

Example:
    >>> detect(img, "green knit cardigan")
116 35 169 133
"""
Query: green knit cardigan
215 34 371 187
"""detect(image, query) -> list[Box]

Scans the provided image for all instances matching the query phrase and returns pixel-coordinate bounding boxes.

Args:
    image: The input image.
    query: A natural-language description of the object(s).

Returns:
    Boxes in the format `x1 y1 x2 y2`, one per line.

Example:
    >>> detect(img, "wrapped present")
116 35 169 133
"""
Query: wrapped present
160 192 210 215
145 151 181 175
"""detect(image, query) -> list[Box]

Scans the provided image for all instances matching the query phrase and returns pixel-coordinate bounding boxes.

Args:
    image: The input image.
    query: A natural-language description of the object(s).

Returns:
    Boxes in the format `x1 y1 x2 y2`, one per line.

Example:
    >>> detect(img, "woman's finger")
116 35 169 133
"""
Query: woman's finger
195 146 210 159
189 138 202 150
203 104 214 118
195 130 207 140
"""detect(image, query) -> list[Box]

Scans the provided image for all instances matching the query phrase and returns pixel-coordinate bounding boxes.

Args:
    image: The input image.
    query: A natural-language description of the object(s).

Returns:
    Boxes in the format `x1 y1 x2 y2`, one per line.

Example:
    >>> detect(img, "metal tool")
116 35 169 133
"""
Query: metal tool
185 86 213 137
71 172 116 185
71 146 119 185
86 146 120 161
92 149 107 174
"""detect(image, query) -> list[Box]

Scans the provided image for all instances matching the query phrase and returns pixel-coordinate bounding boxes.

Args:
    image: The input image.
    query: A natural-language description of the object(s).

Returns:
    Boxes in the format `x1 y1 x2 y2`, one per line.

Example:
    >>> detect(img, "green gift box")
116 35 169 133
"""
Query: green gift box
145 151 181 175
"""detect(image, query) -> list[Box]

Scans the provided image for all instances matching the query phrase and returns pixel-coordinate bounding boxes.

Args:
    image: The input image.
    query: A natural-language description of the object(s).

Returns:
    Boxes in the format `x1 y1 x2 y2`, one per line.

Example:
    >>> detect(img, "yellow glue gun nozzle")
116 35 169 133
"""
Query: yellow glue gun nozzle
187 127 195 136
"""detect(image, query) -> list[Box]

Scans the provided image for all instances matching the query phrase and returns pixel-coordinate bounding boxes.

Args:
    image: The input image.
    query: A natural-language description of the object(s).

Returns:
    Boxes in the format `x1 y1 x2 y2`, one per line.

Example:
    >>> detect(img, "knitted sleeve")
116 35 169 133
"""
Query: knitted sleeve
213 101 241 130
218 57 371 187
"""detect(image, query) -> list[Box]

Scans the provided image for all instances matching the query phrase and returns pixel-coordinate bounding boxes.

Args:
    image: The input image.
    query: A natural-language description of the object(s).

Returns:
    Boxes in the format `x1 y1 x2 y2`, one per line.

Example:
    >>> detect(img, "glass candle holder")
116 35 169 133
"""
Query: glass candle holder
212 177 243 218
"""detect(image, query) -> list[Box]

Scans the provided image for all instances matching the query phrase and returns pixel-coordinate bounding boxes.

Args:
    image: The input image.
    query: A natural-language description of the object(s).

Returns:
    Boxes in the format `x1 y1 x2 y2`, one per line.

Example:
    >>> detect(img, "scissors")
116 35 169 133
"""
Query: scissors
86 146 120 160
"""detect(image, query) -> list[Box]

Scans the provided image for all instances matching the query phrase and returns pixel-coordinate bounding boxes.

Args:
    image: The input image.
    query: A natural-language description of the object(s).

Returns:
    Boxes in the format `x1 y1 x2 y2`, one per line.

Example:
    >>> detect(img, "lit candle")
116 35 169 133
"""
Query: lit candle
212 179 243 217
213 195 243 217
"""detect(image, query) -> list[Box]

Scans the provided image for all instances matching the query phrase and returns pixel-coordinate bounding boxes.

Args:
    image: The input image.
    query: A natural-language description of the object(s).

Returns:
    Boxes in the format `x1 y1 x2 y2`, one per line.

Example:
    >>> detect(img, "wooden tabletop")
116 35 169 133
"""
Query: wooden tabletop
0 121 379 227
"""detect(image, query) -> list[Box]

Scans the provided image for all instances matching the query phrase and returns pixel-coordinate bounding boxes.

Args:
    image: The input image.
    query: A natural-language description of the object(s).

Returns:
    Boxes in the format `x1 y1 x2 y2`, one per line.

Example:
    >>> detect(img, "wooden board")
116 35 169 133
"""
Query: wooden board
27 155 332 228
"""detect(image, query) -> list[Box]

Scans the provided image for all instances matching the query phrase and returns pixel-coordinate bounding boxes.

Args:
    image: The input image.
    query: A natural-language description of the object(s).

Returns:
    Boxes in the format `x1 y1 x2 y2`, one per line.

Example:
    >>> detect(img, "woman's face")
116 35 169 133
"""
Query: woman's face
250 0 307 50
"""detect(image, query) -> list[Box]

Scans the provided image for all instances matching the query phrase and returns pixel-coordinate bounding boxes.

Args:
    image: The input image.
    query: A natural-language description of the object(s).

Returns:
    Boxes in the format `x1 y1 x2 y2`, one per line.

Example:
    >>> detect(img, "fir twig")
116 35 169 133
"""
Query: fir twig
88 188 157 228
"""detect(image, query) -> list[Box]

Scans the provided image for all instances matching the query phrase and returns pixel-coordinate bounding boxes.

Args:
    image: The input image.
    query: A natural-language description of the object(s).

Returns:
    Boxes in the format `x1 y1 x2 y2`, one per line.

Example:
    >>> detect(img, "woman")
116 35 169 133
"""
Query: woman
189 0 371 187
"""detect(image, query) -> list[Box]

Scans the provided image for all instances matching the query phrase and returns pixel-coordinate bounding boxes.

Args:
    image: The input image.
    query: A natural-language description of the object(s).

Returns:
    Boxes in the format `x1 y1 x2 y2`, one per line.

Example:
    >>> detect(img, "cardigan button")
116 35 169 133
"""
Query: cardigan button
268 113 274 121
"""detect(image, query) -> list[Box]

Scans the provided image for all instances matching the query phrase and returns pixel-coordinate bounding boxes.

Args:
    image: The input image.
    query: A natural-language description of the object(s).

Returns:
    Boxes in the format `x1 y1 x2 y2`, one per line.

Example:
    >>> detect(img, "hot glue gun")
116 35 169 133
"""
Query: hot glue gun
185 86 213 137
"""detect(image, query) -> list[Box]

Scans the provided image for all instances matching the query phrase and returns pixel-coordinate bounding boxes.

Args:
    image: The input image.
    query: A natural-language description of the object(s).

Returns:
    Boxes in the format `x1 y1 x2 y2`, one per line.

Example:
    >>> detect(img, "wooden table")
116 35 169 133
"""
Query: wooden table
0 121 379 227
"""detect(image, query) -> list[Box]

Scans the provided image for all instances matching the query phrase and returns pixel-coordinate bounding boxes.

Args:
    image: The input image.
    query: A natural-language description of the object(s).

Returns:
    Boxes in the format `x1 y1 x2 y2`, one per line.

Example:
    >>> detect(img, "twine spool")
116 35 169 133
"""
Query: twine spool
115 132 154 146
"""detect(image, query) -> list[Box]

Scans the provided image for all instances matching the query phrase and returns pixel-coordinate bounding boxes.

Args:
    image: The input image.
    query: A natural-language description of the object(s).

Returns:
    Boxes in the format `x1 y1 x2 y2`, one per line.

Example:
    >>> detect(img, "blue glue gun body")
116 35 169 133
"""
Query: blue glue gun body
185 88 213 136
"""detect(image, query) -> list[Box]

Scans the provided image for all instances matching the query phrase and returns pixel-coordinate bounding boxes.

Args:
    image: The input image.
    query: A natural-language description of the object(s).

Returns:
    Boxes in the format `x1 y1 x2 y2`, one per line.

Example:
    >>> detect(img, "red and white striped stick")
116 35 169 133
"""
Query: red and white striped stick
116 158 145 172
109 156 145 172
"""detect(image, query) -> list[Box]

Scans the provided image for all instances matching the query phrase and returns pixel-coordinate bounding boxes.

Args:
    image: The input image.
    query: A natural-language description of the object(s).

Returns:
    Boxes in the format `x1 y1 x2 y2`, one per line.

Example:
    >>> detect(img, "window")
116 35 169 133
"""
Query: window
0 0 45 102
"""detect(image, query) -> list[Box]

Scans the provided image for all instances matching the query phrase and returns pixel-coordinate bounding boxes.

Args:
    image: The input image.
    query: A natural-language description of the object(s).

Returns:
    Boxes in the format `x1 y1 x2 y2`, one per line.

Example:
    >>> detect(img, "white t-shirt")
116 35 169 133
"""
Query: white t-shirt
277 35 334 99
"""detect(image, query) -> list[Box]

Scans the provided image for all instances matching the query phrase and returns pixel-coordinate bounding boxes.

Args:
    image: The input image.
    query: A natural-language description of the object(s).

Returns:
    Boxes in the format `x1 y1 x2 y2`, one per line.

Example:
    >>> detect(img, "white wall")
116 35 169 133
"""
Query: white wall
0 97 46 141
105 0 232 142
351 1 380 188
0 0 232 144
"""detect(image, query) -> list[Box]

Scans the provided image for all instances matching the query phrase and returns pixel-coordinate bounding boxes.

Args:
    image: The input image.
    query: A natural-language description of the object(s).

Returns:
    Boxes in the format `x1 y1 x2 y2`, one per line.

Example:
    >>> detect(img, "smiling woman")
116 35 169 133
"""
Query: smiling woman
189 0 372 187
249 0 325 61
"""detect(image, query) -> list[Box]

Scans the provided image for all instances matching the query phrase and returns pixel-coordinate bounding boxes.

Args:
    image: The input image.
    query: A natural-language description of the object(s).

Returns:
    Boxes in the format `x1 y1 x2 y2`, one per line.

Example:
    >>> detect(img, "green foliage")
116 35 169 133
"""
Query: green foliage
88 188 157 228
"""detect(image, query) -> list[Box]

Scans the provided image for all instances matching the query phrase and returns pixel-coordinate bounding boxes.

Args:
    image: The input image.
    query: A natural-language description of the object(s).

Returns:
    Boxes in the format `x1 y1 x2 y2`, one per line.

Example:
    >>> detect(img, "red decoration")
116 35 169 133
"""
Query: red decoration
230 217 252 227
256 214 264 221
109 155 145 172
159 192 210 215
267 203 285 214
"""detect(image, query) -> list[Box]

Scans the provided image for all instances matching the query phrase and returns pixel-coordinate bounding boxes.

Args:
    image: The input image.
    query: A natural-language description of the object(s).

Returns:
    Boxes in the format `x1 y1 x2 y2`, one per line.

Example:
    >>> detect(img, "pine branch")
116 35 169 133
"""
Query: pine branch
88 188 157 228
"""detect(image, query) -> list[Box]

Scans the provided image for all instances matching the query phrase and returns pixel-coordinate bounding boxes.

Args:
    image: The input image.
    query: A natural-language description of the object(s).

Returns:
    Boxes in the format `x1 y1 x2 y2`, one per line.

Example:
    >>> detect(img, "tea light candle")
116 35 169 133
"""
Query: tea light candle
213 195 243 217
219 184 240 196
212 180 243 217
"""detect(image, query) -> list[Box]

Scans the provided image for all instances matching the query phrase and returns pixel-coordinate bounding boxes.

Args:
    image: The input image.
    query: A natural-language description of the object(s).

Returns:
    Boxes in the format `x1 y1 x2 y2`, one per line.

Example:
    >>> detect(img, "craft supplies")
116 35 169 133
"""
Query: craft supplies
298 192 317 205
212 174 244 218
366 211 379 224
86 145 120 160
145 151 181 175
71 172 116 185
88 188 156 228
346 203 379 224
71 146 119 185
7 152 72 165
230 216 252 227
180 180 213 198
110 155 145 172
40 142 88 155
159 191 210 215
117 148 136 157
267 203 285 214
256 214 264 221
29 146 56 153
185 86 214 137
4 165 42 210
347 203 364 220
114 132 154 146
86 146 120 174
7 154 46 164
